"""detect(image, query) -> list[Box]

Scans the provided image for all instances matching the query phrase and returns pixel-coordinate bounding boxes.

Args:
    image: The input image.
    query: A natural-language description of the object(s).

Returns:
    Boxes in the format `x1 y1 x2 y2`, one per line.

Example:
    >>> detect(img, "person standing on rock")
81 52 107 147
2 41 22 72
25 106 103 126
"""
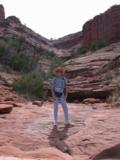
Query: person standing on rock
51 67 70 127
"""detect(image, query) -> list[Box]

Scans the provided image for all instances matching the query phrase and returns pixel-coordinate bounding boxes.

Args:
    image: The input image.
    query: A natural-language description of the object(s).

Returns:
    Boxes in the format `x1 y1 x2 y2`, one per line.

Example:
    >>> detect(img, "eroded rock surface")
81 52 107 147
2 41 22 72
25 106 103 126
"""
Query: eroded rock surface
63 42 120 101
0 79 120 160
83 5 120 48
0 4 5 20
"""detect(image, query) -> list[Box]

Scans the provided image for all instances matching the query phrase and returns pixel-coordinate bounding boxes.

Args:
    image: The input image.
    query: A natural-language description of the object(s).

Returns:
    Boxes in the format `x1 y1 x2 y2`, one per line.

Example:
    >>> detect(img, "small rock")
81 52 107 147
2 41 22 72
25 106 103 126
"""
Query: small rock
111 102 120 108
73 100 80 103
96 103 110 108
82 98 101 104
4 97 14 101
12 102 23 108
0 104 13 114
32 100 43 107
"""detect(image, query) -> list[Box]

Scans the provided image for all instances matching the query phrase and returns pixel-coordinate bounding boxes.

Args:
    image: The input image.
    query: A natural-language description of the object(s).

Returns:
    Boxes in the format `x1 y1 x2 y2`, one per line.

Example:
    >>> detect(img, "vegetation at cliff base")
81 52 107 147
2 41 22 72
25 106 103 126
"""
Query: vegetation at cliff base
13 73 47 99
107 75 120 102
91 41 108 51
0 37 36 73
78 47 87 54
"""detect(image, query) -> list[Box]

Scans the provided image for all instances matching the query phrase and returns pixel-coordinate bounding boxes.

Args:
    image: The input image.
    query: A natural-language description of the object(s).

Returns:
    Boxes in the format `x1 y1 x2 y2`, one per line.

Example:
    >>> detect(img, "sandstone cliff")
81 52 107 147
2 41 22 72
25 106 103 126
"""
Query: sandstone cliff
0 4 5 20
63 42 120 101
0 4 60 59
0 4 120 101
52 32 83 58
54 5 120 55
83 5 120 48
0 4 120 160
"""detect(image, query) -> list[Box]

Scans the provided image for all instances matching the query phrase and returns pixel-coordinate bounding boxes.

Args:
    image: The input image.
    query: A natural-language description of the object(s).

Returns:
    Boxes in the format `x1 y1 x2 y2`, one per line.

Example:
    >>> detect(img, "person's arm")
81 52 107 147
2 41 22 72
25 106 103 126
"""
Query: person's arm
50 77 55 99
64 77 68 99
65 87 68 99
51 85 54 98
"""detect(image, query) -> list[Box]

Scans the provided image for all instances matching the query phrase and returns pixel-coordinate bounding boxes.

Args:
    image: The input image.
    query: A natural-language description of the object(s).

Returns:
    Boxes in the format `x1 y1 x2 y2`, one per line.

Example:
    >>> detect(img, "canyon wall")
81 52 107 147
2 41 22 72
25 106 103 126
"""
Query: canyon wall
83 5 120 48
0 4 5 20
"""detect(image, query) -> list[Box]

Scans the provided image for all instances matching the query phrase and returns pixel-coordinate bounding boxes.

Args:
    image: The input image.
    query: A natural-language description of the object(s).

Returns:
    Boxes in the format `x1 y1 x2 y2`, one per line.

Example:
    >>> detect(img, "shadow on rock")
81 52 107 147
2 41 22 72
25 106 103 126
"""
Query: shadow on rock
93 144 120 160
48 125 71 154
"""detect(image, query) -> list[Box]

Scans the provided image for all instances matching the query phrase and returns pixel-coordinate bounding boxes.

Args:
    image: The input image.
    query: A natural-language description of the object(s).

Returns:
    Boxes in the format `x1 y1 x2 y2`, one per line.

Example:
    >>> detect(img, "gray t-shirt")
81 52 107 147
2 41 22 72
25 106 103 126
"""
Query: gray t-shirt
51 76 67 93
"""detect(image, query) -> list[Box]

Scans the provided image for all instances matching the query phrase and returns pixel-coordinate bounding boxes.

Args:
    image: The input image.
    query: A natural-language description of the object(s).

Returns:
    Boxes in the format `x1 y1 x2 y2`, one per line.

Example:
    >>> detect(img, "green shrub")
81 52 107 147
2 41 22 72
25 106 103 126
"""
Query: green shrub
108 89 120 102
104 73 113 82
78 47 87 54
45 56 64 79
107 75 120 102
0 46 5 55
8 53 35 73
91 41 108 51
13 73 47 99
0 37 36 72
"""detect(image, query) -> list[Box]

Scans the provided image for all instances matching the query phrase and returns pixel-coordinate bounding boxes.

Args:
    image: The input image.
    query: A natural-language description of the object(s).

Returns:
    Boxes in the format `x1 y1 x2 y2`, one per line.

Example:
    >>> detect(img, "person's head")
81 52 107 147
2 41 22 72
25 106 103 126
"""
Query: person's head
53 67 65 77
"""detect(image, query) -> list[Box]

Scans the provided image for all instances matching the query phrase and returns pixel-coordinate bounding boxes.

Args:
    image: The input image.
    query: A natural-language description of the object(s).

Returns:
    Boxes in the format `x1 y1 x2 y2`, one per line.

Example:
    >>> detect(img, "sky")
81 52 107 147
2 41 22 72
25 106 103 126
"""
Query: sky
0 0 120 39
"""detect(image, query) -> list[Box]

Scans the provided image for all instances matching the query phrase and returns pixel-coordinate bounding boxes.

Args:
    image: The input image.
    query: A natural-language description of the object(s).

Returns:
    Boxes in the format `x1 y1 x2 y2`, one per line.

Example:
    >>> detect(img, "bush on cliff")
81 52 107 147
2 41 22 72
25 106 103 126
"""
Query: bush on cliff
44 55 64 79
8 52 36 73
91 41 108 51
78 47 87 55
0 37 36 73
13 73 47 99
108 75 120 102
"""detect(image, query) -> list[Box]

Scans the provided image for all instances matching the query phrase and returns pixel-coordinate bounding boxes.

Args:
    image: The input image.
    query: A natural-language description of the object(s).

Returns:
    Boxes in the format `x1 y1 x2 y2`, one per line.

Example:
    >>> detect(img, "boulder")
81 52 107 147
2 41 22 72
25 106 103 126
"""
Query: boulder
32 100 43 106
82 98 101 104
0 104 13 114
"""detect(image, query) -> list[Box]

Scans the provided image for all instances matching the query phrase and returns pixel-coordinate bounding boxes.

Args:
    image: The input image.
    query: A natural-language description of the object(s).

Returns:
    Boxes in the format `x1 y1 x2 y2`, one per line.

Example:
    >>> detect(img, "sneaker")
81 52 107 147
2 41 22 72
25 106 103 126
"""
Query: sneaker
65 122 74 128
53 122 58 127
53 124 58 131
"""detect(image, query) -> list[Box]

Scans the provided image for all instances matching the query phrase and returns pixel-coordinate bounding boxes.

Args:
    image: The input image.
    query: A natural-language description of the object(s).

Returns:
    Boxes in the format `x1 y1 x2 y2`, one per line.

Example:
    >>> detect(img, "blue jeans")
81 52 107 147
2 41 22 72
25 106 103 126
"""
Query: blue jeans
53 93 69 124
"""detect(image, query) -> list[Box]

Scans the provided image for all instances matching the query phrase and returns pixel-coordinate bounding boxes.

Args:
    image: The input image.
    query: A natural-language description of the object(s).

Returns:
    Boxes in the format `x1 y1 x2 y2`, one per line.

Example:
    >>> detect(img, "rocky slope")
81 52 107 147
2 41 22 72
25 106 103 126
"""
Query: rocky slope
0 4 63 74
63 42 120 101
83 5 120 48
53 5 120 56
0 4 120 160
0 4 120 101
52 32 83 58
0 5 57 56
2 4 120 59
0 72 119 160
0 73 120 160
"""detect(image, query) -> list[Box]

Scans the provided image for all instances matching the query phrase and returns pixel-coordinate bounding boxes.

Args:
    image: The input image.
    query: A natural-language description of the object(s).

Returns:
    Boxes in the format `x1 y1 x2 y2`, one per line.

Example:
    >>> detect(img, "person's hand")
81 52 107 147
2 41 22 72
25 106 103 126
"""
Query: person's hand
65 94 68 100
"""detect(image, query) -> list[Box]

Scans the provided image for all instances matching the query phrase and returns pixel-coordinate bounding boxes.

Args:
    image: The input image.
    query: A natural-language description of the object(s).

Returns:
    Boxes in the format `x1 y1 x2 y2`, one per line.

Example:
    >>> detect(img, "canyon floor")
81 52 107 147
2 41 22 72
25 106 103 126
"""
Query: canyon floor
0 78 120 160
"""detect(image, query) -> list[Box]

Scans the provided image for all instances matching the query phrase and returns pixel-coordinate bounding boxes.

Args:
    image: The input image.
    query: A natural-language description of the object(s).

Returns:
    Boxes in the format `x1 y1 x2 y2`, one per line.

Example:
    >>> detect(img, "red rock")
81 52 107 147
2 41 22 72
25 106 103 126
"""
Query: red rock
53 32 82 50
96 103 110 108
12 102 23 108
53 32 83 58
0 156 34 160
32 100 43 106
82 98 101 104
111 102 120 108
0 5 5 20
4 97 14 101
0 104 13 114
83 5 120 48
52 5 120 58
6 16 21 24
2 102 23 108
62 46 120 101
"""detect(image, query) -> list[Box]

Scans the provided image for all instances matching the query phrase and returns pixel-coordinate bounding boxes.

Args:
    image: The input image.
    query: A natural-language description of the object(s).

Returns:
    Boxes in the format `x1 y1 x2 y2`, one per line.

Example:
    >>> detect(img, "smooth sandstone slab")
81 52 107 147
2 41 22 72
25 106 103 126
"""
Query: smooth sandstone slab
0 156 34 160
0 104 13 114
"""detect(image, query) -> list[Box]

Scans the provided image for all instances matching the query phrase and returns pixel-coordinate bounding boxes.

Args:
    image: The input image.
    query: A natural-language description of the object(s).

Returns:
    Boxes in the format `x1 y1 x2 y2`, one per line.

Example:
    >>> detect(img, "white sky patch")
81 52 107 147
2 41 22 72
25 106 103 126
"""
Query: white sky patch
0 0 120 39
